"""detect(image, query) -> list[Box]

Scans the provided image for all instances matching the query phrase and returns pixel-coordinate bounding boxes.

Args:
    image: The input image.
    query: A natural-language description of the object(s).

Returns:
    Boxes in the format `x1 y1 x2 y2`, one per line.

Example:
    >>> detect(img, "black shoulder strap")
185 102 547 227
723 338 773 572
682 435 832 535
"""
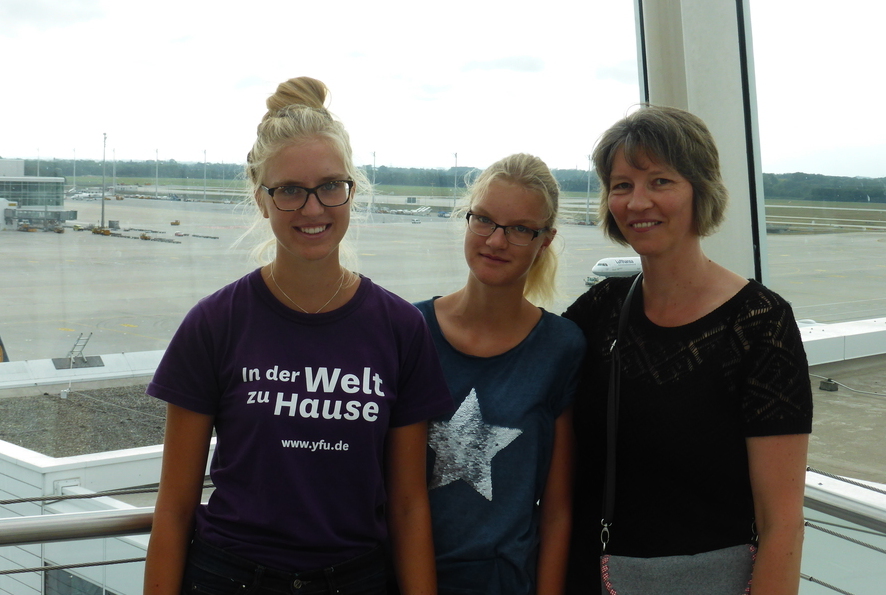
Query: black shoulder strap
601 273 643 552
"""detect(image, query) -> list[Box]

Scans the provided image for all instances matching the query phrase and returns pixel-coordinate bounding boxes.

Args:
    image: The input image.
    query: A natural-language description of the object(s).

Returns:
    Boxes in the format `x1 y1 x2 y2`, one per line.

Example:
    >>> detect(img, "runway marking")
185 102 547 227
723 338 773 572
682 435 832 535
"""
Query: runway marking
800 297 886 308
121 324 138 328
58 328 75 332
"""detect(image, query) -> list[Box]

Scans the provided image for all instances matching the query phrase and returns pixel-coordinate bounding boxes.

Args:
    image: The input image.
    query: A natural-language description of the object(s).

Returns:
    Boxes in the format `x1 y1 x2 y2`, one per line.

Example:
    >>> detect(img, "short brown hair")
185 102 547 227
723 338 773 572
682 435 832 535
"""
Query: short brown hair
593 105 728 245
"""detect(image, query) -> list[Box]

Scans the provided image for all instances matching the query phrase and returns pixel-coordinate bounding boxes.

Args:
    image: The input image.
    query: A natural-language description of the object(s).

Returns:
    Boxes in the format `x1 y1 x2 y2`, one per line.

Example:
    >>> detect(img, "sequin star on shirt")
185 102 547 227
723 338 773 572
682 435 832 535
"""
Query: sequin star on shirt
428 388 523 501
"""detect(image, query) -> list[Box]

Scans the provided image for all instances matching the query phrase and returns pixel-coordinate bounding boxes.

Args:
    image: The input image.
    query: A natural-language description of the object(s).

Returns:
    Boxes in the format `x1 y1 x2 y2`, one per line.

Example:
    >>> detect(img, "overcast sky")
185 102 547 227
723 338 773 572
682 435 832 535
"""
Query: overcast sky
1 0 883 178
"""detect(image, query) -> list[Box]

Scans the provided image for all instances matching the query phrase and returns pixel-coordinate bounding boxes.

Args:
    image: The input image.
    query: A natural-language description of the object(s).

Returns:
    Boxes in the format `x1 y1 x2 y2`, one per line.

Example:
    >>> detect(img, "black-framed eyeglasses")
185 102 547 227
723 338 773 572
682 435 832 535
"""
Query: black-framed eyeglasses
261 180 354 211
466 211 549 246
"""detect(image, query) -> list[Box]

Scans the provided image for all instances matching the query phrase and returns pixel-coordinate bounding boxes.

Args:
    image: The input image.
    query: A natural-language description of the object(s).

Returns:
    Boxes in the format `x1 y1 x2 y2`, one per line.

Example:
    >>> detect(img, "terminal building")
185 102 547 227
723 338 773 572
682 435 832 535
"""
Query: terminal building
0 159 75 231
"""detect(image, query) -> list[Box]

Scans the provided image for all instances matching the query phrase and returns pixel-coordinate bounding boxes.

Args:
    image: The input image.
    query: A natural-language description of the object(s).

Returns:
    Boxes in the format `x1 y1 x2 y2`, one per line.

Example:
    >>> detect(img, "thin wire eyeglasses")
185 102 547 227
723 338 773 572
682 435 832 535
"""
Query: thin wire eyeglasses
261 180 354 211
465 211 549 246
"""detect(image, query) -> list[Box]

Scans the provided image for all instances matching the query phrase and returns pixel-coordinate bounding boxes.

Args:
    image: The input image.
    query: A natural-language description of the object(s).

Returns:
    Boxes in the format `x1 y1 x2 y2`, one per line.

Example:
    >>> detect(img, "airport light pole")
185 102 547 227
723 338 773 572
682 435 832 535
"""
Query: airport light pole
155 149 159 198
72 149 76 192
586 154 592 225
203 150 207 202
370 151 376 214
453 153 458 211
101 133 107 229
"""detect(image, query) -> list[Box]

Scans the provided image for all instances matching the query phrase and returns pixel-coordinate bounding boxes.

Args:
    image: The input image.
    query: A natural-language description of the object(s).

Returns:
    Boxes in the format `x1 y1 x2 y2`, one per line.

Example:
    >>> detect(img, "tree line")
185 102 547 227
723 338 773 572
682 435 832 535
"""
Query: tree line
369 165 599 193
20 158 244 182
16 158 886 202
763 172 886 203
19 158 602 193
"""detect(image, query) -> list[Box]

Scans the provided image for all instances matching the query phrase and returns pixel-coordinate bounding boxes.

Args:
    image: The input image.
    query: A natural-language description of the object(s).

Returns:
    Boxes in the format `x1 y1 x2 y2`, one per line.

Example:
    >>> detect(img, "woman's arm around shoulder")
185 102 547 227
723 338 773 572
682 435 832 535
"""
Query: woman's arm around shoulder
144 403 215 595
386 421 437 595
746 433 809 595
537 406 576 595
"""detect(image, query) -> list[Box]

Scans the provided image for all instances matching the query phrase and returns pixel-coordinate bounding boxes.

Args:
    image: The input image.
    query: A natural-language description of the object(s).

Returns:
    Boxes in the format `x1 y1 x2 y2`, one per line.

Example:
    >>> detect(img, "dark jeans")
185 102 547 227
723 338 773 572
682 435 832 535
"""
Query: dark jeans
182 537 387 595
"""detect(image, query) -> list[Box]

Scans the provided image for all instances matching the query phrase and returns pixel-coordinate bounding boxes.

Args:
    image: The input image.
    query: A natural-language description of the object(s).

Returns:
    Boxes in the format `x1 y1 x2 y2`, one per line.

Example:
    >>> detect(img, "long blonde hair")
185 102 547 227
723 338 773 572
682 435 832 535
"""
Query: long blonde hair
464 153 560 306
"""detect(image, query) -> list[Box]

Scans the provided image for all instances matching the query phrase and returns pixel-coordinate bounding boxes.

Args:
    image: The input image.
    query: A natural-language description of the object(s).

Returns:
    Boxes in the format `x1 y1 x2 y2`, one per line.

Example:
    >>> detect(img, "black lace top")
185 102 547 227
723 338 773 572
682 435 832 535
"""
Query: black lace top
564 276 813 558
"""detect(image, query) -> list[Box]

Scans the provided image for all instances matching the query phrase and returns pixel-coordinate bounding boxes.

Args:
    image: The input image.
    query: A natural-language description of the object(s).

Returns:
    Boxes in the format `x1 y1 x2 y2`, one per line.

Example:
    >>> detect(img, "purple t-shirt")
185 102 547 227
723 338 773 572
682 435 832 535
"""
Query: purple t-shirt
148 269 453 571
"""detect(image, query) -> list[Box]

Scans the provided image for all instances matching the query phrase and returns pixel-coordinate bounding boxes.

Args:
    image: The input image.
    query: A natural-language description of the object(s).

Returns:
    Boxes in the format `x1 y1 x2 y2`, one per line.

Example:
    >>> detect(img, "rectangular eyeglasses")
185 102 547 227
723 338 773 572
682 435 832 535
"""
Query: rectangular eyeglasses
261 180 354 211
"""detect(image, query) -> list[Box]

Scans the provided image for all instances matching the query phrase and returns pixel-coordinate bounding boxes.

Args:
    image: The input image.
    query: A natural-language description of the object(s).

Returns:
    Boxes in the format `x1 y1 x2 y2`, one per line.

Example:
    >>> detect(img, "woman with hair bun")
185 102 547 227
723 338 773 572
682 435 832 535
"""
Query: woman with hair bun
144 76 452 595
415 154 585 595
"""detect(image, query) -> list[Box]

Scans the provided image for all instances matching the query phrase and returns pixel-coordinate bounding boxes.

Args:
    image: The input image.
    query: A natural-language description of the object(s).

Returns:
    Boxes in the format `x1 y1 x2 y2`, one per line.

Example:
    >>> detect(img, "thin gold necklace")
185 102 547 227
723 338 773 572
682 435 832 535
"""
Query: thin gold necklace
269 265 348 314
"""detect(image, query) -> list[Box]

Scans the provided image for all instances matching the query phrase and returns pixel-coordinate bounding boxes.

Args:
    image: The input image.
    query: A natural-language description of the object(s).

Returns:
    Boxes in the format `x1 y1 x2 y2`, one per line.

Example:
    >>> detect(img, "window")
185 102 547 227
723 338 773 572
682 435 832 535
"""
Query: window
0 1 641 363
751 0 886 324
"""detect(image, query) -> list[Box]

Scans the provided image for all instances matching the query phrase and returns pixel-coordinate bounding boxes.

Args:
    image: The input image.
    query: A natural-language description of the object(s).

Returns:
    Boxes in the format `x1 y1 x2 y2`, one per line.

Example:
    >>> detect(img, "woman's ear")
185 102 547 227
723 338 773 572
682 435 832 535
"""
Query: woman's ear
542 228 557 248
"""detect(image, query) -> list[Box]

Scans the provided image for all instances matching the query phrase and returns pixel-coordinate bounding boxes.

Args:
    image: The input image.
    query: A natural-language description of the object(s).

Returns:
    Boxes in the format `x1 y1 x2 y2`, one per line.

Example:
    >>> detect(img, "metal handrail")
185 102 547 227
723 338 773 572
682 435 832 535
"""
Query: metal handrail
0 475 882 594
0 486 882 548
801 469 886 595
1 557 146 577
805 474 886 535
0 507 153 546
805 519 886 556
0 482 211 506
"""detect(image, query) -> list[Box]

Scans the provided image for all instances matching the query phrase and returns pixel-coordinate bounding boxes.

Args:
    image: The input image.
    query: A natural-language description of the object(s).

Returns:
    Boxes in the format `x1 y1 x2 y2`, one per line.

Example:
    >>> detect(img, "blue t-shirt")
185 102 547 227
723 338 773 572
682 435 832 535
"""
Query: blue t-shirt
148 270 453 571
414 298 585 595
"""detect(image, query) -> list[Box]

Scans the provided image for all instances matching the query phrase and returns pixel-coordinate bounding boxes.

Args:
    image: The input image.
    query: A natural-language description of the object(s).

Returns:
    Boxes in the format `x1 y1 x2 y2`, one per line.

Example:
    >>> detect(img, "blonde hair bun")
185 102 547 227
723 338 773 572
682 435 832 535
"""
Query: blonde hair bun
263 76 329 121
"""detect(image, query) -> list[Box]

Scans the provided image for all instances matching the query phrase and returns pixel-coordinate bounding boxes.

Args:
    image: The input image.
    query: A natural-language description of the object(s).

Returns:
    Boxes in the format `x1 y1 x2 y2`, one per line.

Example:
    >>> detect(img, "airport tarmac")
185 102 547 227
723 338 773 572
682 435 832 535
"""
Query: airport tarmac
2 197 884 362
1 197 885 485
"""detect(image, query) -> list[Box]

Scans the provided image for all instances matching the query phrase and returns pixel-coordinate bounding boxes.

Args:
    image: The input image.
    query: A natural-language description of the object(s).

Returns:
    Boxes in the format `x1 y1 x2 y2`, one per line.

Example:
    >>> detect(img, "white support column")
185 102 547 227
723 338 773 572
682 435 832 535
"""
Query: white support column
635 0 768 282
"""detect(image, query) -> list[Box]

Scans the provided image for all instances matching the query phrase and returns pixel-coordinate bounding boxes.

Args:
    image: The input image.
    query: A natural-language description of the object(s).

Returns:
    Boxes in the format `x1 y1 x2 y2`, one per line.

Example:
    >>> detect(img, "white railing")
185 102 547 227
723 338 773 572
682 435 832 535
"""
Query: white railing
1 471 884 593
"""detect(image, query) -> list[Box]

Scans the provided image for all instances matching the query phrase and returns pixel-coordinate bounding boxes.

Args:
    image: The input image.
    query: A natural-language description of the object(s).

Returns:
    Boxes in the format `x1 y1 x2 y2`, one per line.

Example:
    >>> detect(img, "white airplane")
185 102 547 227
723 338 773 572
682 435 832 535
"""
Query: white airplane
589 256 642 280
